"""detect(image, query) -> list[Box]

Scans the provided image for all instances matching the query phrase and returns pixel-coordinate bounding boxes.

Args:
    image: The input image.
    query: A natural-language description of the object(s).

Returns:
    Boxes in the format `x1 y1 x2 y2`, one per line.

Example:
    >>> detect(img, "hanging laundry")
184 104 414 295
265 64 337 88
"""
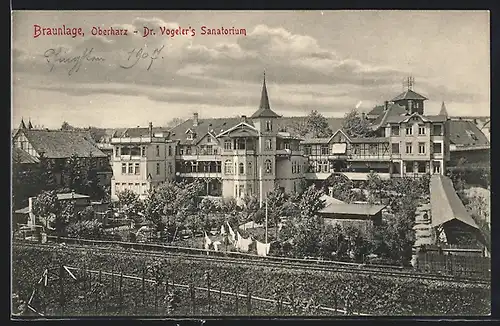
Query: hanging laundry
227 222 236 243
256 240 271 257
204 232 212 252
220 224 226 236
213 241 222 252
238 234 253 253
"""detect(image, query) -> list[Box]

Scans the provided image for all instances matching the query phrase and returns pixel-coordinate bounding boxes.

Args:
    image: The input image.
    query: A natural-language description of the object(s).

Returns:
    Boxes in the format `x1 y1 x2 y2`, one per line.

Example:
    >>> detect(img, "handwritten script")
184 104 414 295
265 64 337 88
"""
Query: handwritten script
43 46 165 75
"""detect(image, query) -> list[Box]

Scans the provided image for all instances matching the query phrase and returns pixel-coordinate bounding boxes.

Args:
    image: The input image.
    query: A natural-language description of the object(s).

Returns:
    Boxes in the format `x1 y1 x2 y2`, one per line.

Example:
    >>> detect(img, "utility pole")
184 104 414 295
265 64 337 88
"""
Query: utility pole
265 199 268 244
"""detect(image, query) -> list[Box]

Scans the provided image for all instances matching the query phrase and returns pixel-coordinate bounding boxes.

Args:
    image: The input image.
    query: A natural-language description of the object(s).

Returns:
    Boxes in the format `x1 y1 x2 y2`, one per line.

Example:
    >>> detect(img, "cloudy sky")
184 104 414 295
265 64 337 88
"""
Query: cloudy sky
12 11 490 129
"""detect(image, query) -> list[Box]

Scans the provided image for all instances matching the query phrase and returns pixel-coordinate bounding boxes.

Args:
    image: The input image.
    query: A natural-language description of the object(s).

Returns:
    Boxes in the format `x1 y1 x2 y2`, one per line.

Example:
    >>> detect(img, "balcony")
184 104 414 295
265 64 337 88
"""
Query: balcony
348 153 392 161
177 172 223 178
305 172 391 181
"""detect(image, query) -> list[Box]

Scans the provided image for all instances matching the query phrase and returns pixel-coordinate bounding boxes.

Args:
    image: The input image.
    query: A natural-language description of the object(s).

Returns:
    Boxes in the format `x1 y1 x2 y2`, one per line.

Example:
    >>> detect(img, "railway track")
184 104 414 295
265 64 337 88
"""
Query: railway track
13 241 490 285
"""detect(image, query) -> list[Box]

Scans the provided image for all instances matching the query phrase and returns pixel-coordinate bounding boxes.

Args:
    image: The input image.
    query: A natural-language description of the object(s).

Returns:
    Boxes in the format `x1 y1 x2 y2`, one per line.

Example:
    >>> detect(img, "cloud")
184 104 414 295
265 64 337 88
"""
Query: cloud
12 19 485 119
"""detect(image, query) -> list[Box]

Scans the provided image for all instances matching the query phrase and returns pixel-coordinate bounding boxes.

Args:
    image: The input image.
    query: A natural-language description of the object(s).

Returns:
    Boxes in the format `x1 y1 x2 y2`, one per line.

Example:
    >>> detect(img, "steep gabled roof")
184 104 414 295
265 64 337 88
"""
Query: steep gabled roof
430 174 479 229
391 89 428 101
169 117 242 145
319 203 385 216
116 127 169 138
251 73 280 119
370 103 408 129
12 147 40 164
449 120 490 147
19 129 107 159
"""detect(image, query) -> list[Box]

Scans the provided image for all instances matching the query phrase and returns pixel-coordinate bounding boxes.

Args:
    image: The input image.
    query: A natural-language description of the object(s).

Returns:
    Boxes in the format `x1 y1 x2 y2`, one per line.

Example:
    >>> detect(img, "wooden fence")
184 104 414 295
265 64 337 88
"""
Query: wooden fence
416 252 490 278
21 265 367 317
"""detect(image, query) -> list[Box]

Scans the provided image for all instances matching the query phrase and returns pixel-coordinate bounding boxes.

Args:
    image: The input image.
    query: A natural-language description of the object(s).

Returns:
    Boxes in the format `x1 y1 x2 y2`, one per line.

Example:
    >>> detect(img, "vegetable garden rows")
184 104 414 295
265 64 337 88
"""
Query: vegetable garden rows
12 245 490 316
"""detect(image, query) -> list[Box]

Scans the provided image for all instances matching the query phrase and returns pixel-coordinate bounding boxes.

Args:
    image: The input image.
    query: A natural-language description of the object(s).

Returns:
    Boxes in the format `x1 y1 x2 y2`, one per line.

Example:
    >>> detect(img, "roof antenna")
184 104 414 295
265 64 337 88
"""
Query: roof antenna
403 76 414 91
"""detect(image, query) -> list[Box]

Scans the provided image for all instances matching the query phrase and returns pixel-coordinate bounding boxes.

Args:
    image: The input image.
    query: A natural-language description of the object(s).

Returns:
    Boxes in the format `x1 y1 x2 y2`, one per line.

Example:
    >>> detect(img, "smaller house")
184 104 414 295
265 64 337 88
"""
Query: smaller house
318 196 385 238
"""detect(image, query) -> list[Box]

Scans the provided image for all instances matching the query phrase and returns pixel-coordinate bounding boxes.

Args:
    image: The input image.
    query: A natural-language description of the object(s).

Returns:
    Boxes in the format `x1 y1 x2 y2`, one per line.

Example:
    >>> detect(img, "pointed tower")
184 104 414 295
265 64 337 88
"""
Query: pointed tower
251 71 280 132
439 101 448 116
19 118 26 129
28 118 33 129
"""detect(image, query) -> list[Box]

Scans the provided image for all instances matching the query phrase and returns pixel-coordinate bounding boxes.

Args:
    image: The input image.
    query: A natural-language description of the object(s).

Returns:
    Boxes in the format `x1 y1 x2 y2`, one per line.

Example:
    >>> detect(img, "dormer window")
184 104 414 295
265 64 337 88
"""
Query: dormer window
266 120 272 132
187 132 193 140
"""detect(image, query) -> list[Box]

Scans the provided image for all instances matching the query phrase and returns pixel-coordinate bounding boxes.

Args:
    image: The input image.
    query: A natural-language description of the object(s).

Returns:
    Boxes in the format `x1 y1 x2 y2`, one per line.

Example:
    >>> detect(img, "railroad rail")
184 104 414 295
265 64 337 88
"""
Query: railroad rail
13 239 490 285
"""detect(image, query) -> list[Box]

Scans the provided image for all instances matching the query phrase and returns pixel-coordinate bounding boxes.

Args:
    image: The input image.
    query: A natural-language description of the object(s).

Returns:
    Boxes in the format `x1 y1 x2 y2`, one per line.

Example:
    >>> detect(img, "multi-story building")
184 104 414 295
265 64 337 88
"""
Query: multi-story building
110 123 176 200
108 75 487 202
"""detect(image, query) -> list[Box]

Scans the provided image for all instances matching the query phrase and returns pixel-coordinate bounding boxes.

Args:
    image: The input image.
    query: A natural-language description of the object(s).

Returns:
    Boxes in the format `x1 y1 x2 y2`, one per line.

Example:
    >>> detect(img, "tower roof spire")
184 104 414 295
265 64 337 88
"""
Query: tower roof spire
19 118 26 129
251 71 280 119
439 101 448 116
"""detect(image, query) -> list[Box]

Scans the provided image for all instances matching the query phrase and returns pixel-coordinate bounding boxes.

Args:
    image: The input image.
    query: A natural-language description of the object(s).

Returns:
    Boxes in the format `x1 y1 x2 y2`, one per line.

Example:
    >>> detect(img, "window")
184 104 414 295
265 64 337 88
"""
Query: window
168 146 172 156
284 142 290 150
225 160 233 174
192 161 198 173
418 126 425 135
304 145 311 155
116 147 120 157
293 181 297 193
179 148 184 155
128 163 134 174
156 145 160 156
406 142 413 154
418 143 426 154
168 162 173 174
297 162 301 173
391 126 400 136
121 163 126 174
141 146 146 157
433 161 441 174
392 143 400 154
369 144 377 155
186 147 192 155
265 159 272 174
415 102 419 109
247 184 252 196
417 162 426 173
224 140 232 150
320 160 329 173
239 185 245 198
321 145 329 155
433 124 442 136
433 142 442 154
352 144 361 155
408 100 413 111
134 163 140 175
266 120 272 132
292 161 296 174
248 162 252 175
406 161 414 173
156 163 160 175
237 138 246 150
239 162 245 175
406 126 413 135
265 139 272 150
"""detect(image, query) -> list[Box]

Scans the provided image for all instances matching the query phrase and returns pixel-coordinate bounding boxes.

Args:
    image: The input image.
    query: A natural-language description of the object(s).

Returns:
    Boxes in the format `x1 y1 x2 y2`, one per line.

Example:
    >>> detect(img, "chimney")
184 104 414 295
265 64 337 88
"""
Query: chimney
384 101 389 111
149 122 153 137
193 113 199 127
28 197 35 226
241 115 247 123
361 112 366 120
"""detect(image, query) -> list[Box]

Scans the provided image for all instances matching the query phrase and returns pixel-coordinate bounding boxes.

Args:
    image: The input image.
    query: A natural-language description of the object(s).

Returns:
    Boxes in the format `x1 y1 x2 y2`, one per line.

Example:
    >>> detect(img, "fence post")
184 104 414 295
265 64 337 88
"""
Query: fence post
219 283 222 301
119 271 123 312
291 282 296 314
246 282 251 315
154 282 158 314
142 268 146 307
111 265 115 294
234 286 238 315
59 265 65 316
190 282 195 315
206 271 211 315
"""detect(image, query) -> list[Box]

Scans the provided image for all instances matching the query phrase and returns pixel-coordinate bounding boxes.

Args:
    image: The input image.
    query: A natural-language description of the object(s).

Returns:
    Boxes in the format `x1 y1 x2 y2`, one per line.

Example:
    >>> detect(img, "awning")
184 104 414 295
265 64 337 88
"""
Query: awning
331 143 347 154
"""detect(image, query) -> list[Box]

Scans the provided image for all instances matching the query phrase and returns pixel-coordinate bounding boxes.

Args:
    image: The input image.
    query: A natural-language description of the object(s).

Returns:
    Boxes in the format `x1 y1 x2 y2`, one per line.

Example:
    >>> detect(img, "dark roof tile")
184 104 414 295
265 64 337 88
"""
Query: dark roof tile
391 89 428 101
12 147 39 164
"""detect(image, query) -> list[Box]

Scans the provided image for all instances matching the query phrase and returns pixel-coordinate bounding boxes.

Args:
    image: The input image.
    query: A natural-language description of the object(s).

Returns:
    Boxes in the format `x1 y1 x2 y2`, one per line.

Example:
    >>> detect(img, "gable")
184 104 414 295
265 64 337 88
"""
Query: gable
216 122 259 138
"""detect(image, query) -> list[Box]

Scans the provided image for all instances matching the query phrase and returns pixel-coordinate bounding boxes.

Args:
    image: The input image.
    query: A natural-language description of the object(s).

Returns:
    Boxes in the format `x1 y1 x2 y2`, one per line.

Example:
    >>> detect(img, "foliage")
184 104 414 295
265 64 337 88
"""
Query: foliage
66 220 105 239
297 185 325 218
447 166 490 189
305 110 333 138
118 189 144 224
31 190 63 233
341 109 374 138
77 206 96 221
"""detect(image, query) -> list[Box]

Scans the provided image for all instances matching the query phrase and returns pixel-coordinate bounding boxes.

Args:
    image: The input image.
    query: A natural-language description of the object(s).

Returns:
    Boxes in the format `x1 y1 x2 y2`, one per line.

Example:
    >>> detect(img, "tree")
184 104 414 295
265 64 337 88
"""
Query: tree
324 174 355 202
31 190 68 237
66 220 104 239
165 117 186 129
61 121 74 131
241 195 260 224
306 110 333 138
117 189 144 224
297 185 325 218
341 109 374 138
38 153 57 191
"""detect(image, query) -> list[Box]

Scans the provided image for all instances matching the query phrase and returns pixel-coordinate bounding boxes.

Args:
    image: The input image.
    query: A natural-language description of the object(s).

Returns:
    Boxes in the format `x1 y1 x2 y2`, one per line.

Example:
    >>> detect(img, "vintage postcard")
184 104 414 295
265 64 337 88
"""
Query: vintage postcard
11 10 491 318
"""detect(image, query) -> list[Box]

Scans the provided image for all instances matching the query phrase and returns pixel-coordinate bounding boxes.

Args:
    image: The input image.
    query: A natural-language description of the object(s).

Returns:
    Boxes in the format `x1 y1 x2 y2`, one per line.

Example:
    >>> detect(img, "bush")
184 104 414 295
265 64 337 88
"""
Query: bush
65 220 105 239
447 166 490 189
